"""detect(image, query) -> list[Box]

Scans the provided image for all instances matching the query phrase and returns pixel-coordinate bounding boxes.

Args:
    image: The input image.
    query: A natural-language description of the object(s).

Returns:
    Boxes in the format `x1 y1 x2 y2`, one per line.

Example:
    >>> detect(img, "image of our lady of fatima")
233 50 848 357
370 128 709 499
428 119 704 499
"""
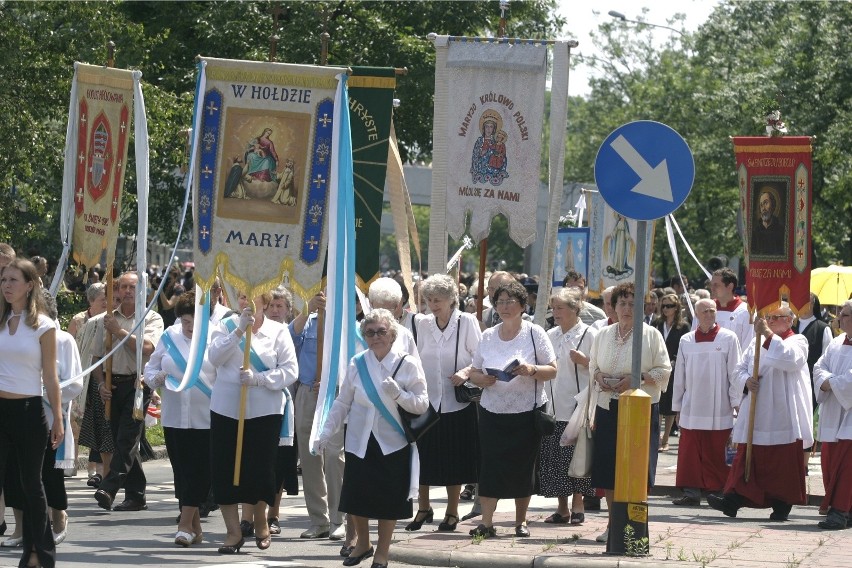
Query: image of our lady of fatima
219 108 310 225
470 108 509 186
750 178 789 260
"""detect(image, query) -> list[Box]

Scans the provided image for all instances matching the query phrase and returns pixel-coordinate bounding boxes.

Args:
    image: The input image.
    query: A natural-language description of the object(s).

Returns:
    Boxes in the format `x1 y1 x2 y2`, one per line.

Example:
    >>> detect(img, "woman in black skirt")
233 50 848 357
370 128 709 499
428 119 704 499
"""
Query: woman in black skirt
207 292 298 554
407 274 482 532
654 293 690 451
466 281 557 539
144 292 217 547
317 309 428 568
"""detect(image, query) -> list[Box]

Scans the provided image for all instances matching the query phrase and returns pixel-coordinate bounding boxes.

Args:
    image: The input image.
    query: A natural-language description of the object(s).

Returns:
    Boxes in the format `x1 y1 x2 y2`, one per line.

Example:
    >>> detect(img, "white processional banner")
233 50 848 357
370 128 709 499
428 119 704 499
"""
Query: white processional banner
192 57 345 300
440 39 547 247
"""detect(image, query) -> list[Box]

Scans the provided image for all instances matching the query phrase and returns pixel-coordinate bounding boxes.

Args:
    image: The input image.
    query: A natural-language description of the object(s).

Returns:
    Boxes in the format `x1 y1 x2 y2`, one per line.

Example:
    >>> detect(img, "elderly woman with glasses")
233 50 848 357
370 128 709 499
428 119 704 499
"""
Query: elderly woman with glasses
406 274 482 533
654 293 690 452
588 282 670 544
466 280 556 539
317 308 428 568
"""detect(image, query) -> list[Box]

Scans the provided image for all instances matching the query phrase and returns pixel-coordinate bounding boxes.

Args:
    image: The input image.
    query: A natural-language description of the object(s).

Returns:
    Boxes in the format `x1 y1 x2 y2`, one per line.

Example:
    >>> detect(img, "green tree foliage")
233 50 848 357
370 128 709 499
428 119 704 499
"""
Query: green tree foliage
0 0 561 273
568 1 852 279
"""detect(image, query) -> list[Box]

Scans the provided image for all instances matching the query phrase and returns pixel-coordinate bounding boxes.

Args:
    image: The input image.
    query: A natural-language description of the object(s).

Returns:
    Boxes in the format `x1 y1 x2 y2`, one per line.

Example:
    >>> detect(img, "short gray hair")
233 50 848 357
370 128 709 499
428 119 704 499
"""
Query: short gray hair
368 277 403 310
86 282 106 304
420 274 459 310
550 287 582 313
270 286 293 306
360 308 398 342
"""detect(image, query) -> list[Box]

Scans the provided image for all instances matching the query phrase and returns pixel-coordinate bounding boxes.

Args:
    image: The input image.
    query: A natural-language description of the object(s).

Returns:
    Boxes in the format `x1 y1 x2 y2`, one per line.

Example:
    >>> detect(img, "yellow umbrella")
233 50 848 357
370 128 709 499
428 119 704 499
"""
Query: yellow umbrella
810 265 852 306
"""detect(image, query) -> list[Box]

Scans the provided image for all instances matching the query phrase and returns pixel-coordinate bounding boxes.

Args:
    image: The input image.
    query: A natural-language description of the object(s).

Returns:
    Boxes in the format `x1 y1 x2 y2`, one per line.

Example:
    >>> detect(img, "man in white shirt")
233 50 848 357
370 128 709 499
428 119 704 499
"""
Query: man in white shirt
708 303 812 521
708 268 753 348
813 300 852 530
590 287 616 331
671 299 741 506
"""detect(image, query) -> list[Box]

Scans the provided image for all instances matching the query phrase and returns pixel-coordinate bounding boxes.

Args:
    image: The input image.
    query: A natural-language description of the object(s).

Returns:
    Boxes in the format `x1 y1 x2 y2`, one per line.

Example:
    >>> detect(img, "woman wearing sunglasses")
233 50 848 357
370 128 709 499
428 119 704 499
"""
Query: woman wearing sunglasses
316 308 428 568
654 293 690 451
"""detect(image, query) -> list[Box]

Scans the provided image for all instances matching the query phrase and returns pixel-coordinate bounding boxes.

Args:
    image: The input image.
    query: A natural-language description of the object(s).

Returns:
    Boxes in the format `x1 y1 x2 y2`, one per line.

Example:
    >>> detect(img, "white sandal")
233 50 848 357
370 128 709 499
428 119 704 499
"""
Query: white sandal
174 531 196 547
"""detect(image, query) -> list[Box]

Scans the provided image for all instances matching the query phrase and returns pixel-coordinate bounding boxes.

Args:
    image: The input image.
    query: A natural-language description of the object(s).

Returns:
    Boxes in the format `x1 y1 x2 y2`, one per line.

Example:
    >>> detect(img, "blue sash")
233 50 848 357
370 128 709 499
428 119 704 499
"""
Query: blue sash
353 352 407 440
223 317 291 440
161 332 212 398
223 318 270 372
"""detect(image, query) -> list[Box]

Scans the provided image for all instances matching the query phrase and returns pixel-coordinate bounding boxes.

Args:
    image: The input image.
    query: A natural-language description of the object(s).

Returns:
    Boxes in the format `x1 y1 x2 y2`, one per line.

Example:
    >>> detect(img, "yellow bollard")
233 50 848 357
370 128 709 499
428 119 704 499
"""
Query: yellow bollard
608 388 651 555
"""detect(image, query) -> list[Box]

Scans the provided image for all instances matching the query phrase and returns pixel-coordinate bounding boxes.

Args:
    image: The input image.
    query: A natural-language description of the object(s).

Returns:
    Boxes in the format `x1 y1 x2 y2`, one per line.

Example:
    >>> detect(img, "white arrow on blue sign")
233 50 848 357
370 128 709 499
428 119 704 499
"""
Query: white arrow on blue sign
594 121 695 221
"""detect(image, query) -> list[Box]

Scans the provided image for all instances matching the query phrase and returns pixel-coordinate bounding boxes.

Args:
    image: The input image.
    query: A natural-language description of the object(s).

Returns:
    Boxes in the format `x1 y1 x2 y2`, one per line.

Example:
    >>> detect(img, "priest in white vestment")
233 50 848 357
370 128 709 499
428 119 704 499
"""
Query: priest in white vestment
671 299 741 506
707 302 812 521
813 299 852 530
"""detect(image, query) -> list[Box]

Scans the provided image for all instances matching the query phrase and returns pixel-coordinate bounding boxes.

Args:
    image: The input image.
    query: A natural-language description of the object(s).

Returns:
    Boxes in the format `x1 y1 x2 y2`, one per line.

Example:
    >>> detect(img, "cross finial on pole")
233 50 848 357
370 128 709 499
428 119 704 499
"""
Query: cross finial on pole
498 0 510 38
107 40 116 68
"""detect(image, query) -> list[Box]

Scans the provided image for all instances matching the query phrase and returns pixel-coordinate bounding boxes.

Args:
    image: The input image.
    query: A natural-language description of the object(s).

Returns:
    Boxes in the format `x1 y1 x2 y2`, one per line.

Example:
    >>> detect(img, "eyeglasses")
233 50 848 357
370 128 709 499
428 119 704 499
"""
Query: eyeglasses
364 328 389 338
661 304 677 309
766 314 791 322
495 299 518 306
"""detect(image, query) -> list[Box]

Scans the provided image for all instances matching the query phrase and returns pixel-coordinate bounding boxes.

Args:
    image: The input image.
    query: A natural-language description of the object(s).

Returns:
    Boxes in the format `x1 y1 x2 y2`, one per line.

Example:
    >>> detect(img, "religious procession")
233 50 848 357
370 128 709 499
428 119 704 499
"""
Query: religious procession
1 2 851 568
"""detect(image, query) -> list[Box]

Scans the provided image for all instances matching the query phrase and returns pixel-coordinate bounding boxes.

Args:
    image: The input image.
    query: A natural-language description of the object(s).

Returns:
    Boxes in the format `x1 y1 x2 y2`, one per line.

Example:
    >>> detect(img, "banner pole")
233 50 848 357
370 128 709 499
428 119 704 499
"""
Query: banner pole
744 328 761 483
477 238 488 321
233 300 255 486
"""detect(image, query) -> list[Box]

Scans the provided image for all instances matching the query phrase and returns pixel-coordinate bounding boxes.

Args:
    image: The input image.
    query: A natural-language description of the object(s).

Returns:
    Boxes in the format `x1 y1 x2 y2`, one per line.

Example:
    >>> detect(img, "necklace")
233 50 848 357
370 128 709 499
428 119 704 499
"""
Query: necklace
615 324 633 344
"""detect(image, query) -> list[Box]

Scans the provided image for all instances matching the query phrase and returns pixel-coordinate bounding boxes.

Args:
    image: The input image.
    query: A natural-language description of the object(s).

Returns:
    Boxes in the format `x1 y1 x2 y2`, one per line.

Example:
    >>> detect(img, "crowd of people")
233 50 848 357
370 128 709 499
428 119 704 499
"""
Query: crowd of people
1 240 851 568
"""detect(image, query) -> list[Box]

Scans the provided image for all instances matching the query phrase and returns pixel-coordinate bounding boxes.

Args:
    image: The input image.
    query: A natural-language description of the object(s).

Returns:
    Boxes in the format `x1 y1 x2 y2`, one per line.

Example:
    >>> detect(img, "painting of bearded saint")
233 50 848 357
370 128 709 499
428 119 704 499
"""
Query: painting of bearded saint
604 213 635 278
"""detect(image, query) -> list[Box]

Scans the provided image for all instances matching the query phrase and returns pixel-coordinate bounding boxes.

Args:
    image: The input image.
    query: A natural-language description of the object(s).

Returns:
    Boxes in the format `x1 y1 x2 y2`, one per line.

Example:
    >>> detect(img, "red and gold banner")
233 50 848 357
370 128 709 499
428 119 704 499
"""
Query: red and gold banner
71 64 134 268
733 136 812 314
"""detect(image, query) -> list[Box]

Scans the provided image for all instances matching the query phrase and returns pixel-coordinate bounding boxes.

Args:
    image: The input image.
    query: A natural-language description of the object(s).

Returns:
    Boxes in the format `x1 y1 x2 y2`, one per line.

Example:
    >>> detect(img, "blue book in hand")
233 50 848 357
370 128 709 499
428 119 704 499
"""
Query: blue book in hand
485 359 521 382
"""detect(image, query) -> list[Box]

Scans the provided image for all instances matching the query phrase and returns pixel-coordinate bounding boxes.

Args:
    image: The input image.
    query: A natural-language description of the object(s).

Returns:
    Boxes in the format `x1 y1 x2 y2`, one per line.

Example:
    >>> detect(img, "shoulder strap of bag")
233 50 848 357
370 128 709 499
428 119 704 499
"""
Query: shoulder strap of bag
573 327 590 393
354 352 407 440
454 314 462 371
531 324 540 411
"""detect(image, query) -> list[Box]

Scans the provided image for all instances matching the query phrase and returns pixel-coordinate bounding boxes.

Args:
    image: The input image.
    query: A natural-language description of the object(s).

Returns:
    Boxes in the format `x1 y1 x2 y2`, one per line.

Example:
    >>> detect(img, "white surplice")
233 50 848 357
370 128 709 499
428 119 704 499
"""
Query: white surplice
814 335 852 442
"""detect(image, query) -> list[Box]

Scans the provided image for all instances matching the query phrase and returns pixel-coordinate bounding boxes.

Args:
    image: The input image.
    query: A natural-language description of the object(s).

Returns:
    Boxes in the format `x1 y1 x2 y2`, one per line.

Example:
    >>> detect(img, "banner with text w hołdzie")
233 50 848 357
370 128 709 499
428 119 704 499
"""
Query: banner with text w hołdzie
733 136 812 314
348 67 396 291
587 191 655 296
436 39 547 248
67 64 135 270
193 57 345 301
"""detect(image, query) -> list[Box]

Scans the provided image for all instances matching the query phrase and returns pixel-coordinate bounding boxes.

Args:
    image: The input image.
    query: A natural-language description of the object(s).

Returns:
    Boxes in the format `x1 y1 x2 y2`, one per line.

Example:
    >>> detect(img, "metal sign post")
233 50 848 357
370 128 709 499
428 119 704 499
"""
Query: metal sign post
594 120 695 555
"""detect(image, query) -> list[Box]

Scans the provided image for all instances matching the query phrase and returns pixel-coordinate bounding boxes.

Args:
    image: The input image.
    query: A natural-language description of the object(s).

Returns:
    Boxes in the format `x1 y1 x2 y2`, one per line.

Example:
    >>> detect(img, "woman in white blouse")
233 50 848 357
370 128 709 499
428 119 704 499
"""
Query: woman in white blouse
144 292 217 547
0 259 64 568
207 292 298 554
588 282 671 544
407 274 482 533
317 309 428 568
540 288 597 526
466 280 557 539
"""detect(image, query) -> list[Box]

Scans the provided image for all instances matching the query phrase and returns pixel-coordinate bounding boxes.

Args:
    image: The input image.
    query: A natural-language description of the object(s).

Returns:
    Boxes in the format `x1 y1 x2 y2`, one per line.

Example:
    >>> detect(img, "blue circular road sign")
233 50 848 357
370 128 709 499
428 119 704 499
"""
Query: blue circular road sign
594 121 695 221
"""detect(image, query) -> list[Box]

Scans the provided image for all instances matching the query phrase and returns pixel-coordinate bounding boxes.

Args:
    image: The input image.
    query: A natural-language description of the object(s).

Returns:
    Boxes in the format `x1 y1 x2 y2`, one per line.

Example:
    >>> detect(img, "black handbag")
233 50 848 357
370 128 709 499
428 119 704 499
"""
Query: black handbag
391 356 440 443
451 315 483 403
530 332 556 435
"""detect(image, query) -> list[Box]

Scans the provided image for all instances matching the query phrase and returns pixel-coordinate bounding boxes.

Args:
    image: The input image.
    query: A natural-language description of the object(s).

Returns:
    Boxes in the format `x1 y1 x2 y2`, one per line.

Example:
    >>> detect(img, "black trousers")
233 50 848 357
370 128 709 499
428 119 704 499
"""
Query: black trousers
5 444 68 511
0 397 55 568
98 382 151 502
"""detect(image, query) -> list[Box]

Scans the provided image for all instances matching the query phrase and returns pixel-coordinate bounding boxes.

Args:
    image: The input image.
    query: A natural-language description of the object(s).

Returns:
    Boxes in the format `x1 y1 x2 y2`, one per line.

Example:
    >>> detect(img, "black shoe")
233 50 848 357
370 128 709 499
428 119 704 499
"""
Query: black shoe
370 563 388 568
239 520 254 537
268 517 280 535
469 523 496 538
94 489 113 511
437 514 458 532
515 524 530 537
86 473 103 488
217 537 245 554
0 520 5 536
255 535 271 550
405 508 433 531
460 484 474 501
769 501 793 522
818 509 849 530
461 510 481 521
339 544 354 557
706 493 739 518
342 546 374 566
583 496 601 511
113 499 148 512
672 496 701 506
